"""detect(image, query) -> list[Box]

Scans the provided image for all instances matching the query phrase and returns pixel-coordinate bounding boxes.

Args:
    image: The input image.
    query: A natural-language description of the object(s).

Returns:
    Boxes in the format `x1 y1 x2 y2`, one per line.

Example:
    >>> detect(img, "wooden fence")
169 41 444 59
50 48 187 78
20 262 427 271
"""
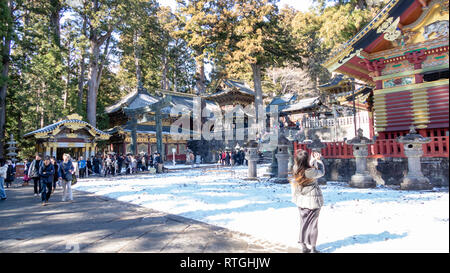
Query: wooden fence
294 136 449 159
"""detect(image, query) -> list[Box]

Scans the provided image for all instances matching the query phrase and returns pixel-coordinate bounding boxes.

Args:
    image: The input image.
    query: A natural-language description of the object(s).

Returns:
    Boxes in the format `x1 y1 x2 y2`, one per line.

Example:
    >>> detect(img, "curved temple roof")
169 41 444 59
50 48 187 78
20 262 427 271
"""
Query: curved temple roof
323 0 429 83
24 118 110 139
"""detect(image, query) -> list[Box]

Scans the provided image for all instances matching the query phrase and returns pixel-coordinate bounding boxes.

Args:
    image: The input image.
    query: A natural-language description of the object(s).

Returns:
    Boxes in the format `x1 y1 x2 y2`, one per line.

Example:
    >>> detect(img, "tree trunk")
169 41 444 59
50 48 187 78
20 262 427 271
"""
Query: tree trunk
87 42 100 127
78 15 87 113
87 27 111 127
195 59 206 94
0 1 12 158
133 30 143 87
251 63 264 126
64 39 70 110
161 53 169 90
50 0 61 48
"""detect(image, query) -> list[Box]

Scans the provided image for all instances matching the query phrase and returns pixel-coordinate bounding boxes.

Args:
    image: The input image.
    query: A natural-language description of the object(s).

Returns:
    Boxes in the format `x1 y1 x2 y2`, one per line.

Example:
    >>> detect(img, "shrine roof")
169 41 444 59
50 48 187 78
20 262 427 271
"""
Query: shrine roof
208 79 264 99
24 118 110 138
280 97 322 114
323 0 428 83
105 86 159 114
106 124 192 135
160 95 220 115
268 93 298 106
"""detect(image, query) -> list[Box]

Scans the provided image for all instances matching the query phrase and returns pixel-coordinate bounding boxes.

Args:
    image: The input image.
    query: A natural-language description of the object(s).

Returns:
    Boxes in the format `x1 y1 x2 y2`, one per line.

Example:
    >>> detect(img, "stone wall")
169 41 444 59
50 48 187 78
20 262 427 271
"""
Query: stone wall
322 157 449 187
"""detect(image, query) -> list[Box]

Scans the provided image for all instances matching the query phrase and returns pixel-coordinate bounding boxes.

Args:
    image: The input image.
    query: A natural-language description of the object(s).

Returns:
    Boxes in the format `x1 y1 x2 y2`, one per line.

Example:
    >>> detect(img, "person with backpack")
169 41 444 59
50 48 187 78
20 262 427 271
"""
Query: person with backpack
28 153 43 197
39 156 55 206
58 154 75 202
5 160 15 188
290 150 325 253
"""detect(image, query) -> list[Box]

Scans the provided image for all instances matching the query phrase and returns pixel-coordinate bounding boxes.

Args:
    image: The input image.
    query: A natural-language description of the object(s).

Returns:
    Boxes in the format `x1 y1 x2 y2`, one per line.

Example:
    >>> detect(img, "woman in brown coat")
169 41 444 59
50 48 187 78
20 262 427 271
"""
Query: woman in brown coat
290 150 325 253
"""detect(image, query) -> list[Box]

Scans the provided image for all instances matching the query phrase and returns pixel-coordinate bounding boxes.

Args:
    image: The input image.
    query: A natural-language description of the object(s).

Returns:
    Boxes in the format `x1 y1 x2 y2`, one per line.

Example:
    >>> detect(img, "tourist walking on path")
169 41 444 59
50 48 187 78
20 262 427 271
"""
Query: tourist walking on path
23 158 31 186
28 154 43 197
290 150 324 253
5 160 15 188
59 154 75 202
104 155 113 176
39 156 55 206
78 156 87 178
50 157 59 193
72 158 79 178
0 160 8 200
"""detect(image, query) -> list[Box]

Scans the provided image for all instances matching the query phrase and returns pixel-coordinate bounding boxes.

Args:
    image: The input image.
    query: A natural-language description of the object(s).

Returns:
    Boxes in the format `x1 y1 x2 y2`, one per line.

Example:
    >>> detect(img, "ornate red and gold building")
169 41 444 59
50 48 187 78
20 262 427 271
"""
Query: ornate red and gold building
323 0 449 141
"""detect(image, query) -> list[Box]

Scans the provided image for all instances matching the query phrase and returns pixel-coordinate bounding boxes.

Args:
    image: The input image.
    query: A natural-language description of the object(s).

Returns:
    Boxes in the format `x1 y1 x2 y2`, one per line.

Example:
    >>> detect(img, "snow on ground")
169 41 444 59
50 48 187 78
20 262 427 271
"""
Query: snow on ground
164 163 219 170
73 165 449 252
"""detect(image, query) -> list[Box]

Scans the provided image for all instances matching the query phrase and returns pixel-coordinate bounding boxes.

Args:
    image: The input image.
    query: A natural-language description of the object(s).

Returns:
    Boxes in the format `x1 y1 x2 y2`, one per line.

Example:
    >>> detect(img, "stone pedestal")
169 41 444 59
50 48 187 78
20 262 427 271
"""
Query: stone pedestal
286 129 295 172
272 134 290 184
244 140 259 180
397 126 433 190
264 148 278 177
306 135 327 185
287 140 294 172
346 129 375 188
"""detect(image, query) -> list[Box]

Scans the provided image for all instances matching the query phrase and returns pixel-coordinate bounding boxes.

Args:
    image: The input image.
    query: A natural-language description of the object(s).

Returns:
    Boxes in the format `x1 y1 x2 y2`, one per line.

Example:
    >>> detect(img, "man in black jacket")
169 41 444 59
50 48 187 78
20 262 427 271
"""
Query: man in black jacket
50 157 59 193
28 153 43 197
39 156 55 206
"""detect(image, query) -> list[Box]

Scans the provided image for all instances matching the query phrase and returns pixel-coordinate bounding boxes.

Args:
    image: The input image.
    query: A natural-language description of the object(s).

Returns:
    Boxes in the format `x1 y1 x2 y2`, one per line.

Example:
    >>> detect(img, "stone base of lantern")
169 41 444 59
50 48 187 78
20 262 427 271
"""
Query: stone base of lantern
269 177 289 184
401 175 433 190
243 177 260 181
349 173 376 188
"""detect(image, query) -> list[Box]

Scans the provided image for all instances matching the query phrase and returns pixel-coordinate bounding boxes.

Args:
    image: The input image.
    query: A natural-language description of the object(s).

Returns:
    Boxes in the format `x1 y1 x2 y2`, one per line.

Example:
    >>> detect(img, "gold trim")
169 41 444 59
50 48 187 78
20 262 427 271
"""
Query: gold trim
324 0 402 69
66 113 83 121
374 79 449 95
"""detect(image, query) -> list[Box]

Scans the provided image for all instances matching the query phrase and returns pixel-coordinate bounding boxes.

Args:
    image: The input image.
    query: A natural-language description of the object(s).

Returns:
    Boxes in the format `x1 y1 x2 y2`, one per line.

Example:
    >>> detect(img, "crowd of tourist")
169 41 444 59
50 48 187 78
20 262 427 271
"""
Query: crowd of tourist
0 151 168 204
218 150 246 166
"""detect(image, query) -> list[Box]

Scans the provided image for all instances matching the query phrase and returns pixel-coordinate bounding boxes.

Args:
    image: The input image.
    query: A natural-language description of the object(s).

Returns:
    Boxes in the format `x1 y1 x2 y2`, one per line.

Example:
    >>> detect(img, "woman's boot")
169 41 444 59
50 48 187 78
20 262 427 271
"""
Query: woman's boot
299 243 310 253
310 246 320 253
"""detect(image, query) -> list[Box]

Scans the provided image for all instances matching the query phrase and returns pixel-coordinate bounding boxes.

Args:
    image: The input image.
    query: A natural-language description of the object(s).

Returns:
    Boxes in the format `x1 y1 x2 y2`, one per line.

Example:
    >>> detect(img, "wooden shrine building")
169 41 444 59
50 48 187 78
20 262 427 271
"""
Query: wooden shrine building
207 79 261 108
105 84 220 161
24 114 110 160
323 0 449 140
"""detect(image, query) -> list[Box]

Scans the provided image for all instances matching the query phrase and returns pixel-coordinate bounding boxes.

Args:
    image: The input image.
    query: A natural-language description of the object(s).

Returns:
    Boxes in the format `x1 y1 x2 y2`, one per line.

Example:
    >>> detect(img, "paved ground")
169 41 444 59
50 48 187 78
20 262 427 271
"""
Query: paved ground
0 182 299 253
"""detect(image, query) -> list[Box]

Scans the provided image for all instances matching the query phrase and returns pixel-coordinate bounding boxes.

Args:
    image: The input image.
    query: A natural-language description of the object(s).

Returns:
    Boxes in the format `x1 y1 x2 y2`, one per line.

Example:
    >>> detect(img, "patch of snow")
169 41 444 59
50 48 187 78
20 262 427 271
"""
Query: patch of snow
73 165 449 252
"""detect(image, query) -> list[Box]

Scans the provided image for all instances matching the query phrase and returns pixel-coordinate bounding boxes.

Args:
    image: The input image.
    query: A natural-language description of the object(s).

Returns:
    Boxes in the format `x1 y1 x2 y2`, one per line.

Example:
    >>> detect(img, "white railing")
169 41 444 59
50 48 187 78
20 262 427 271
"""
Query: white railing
301 112 370 129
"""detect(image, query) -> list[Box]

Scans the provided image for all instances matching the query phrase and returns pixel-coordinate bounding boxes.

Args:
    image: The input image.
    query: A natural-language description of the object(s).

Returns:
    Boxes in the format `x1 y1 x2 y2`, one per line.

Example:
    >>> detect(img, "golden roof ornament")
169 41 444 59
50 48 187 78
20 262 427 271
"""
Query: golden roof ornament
66 113 83 121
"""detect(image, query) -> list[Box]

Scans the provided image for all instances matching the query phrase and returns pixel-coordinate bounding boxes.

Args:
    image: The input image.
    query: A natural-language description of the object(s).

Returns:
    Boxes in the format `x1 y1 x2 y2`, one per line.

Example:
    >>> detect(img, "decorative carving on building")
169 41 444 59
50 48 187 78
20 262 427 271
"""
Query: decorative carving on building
423 20 449 40
383 76 414 88
377 17 402 41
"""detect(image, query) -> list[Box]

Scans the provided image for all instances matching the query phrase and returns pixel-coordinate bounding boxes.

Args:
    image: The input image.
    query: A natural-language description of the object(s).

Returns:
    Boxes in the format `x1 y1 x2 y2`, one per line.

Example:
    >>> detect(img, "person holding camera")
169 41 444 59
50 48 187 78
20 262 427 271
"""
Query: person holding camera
290 150 325 253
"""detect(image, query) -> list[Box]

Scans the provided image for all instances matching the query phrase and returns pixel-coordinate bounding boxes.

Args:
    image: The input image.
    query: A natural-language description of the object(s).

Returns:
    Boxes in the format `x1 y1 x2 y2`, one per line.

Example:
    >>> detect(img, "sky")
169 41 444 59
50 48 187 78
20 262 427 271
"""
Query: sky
158 0 316 13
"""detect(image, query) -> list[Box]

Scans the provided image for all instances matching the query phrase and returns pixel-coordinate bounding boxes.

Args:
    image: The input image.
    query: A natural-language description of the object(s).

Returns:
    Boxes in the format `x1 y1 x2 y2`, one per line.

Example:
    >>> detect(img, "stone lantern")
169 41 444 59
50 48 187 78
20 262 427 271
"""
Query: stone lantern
6 134 18 164
306 134 327 185
271 134 290 184
244 140 259 180
260 132 278 178
346 128 375 188
397 126 433 190
286 129 295 172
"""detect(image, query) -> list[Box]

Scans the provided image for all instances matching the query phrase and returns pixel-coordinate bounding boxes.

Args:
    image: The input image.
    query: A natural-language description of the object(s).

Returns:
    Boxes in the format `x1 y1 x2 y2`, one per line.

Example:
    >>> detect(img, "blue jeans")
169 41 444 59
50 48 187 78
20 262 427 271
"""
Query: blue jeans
40 181 52 202
0 177 6 199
